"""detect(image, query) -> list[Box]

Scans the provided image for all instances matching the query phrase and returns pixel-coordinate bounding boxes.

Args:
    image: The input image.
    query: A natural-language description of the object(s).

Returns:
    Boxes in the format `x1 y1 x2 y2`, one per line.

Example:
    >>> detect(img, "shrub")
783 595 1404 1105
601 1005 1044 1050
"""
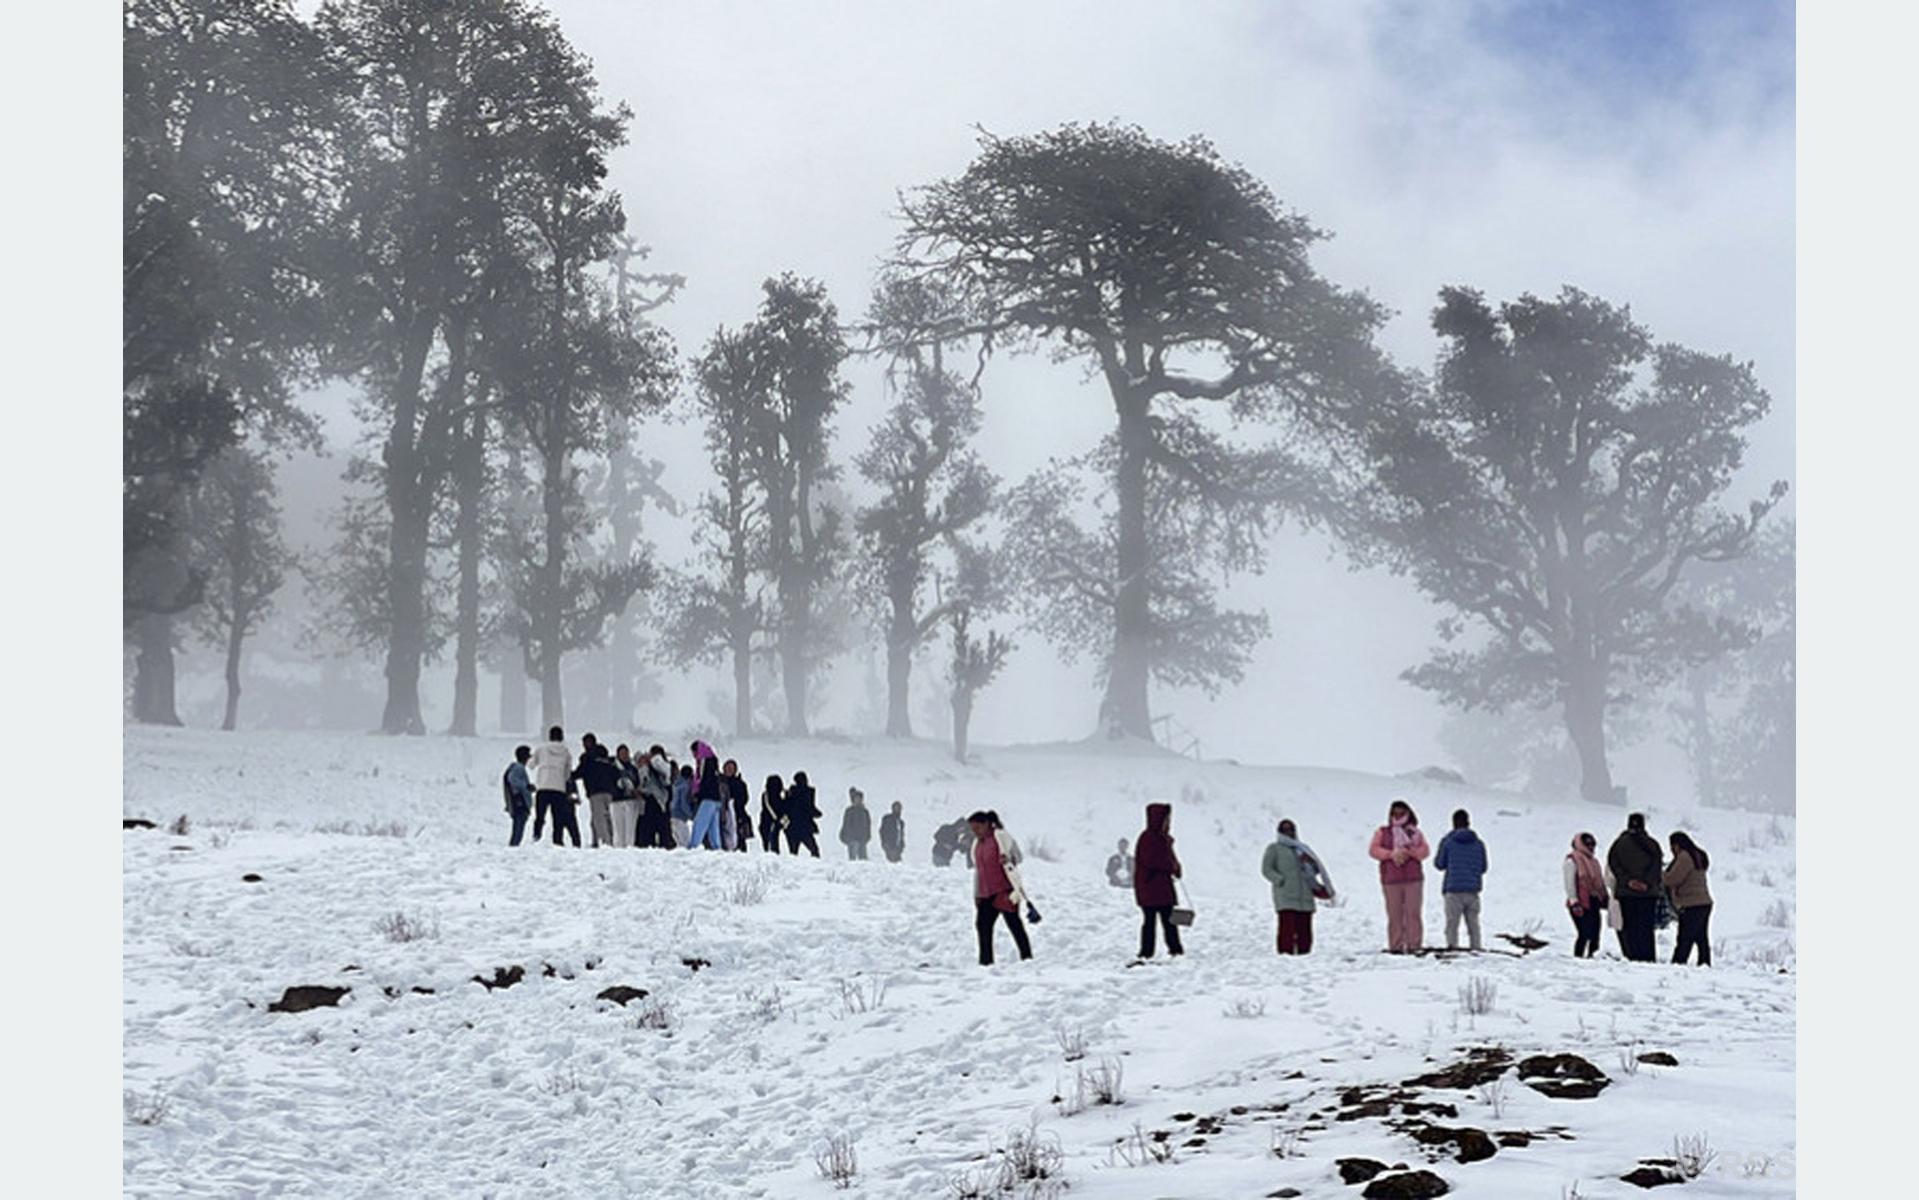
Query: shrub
632 997 674 1031
372 911 439 943
168 814 191 836
1759 898 1793 929
124 1084 171 1126
540 1067 584 1096
1053 1022 1086 1062
1108 1120 1176 1168
1222 994 1268 1019
1458 974 1498 1016
1672 1132 1717 1179
1477 1075 1510 1117
1001 1121 1066 1184
728 869 770 906
1271 1124 1304 1158
838 976 889 1017
815 1132 858 1190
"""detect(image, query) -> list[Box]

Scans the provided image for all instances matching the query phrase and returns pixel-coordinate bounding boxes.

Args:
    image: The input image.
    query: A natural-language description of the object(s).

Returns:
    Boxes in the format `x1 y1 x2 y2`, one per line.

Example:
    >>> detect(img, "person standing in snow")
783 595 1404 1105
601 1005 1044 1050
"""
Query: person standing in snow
1261 819 1334 955
502 745 533 846
932 818 963 867
969 810 1034 965
1368 799 1430 952
669 763 695 848
1433 809 1489 951
759 775 785 854
687 755 725 850
1664 832 1714 966
879 801 905 863
574 735 622 849
782 771 823 857
1563 832 1608 958
840 787 873 861
1132 803 1185 959
724 760 752 854
1607 813 1665 962
609 744 643 848
635 745 675 849
1105 838 1134 889
530 726 578 847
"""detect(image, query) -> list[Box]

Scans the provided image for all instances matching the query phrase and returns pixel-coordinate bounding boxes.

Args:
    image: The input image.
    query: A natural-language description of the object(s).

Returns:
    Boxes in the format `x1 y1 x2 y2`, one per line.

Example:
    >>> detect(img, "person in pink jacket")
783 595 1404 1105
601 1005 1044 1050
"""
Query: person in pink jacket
1368 799 1431 952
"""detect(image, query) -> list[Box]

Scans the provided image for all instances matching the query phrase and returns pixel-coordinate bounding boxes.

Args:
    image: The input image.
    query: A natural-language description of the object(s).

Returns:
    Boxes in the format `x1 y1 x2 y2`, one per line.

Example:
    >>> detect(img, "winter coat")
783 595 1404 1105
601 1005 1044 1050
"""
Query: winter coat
840 800 872 846
1606 830 1664 896
696 768 723 805
759 788 784 838
783 785 822 837
972 828 1026 908
1105 852 1134 888
637 755 673 811
1261 833 1333 913
1433 828 1489 894
614 760 641 799
669 776 694 822
1132 803 1182 908
727 777 752 836
502 762 531 811
1663 850 1713 910
1368 822 1430 885
879 812 904 857
530 742 573 794
575 747 623 798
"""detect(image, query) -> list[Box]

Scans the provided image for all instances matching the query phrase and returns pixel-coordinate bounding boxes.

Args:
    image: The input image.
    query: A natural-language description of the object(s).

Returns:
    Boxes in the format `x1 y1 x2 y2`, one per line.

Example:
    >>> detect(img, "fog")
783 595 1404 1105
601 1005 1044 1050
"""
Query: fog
170 1 1793 792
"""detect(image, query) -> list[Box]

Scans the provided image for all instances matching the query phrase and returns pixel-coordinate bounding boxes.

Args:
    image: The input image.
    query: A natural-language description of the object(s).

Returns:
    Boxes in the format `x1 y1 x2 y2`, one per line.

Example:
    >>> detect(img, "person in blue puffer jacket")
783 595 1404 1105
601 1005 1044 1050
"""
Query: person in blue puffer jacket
1433 808 1489 951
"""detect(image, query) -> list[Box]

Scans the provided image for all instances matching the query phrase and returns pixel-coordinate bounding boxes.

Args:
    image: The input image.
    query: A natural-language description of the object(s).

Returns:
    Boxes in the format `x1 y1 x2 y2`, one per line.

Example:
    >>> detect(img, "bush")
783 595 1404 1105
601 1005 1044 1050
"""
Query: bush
1221 994 1267 1019
1458 974 1498 1016
632 997 674 1031
1759 898 1793 929
372 911 439 943
1053 1022 1086 1062
124 1085 171 1126
728 868 770 906
815 1132 858 1190
1108 1120 1176 1168
168 813 191 836
1058 1057 1124 1114
1672 1132 1717 1179
838 976 889 1017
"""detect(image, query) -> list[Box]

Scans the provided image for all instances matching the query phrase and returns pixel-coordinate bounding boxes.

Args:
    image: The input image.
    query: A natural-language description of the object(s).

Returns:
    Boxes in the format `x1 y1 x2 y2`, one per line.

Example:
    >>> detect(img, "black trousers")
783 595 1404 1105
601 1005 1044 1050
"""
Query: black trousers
759 822 780 854
1138 905 1185 958
635 805 674 849
533 790 565 841
1672 903 1713 966
1569 904 1603 958
976 897 1033 965
548 797 581 847
1618 895 1658 962
785 830 820 858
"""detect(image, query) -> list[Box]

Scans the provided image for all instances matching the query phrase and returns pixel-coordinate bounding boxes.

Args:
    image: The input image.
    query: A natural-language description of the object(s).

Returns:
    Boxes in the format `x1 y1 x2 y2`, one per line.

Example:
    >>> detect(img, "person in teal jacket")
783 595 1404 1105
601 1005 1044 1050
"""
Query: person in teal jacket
1260 819 1335 955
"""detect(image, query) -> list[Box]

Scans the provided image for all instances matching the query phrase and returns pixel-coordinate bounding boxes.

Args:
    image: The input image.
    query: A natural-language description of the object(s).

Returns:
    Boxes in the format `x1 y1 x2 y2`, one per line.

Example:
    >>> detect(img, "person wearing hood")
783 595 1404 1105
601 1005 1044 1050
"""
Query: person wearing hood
1664 832 1714 966
1368 799 1431 952
529 725 576 846
758 775 784 854
669 762 694 848
609 744 642 849
573 734 622 849
879 801 905 863
687 755 725 850
1563 832 1608 958
969 810 1033 965
1607 813 1665 962
725 760 752 853
1132 803 1185 959
1261 819 1334 955
839 788 873 860
783 771 822 857
1106 838 1134 888
1433 809 1489 951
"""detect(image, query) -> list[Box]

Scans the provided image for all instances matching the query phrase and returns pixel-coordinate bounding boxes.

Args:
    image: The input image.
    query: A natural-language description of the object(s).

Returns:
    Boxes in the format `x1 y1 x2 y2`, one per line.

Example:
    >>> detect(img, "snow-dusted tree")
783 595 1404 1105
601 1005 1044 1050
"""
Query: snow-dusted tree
897 122 1392 740
947 603 1013 764
751 275 853 735
189 448 294 731
856 275 998 738
1347 286 1787 806
661 326 776 736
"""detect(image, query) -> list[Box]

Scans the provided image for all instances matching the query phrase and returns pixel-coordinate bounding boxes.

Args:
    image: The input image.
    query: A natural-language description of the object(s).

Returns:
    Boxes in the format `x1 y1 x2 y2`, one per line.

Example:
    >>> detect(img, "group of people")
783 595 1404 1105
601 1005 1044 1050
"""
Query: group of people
501 727 909 861
1566 811 1716 965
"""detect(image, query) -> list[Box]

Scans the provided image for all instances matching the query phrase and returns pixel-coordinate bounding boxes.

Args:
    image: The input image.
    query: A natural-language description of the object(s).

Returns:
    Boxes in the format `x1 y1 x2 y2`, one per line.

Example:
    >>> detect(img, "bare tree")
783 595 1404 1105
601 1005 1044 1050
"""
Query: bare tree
190 448 293 730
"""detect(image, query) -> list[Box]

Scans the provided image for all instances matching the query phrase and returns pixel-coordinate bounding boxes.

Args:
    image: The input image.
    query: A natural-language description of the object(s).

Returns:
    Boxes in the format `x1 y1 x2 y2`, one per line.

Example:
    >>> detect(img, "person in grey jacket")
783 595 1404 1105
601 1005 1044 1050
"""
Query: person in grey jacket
1260 819 1334 955
502 745 533 846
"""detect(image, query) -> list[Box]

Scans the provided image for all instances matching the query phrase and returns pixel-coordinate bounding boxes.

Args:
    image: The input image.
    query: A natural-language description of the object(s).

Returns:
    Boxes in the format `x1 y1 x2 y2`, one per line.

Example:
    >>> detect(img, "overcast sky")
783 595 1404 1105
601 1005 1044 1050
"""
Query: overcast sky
290 0 1794 774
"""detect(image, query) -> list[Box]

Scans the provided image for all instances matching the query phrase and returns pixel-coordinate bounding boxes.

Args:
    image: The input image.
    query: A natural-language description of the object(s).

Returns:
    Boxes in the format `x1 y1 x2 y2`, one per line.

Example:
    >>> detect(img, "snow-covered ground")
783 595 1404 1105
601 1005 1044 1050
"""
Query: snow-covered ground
123 727 1795 1197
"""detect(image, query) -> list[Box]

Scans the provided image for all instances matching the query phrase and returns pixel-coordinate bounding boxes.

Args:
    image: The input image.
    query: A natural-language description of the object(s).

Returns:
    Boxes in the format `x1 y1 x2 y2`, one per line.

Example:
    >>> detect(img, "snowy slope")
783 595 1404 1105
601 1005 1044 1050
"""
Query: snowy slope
123 727 1795 1197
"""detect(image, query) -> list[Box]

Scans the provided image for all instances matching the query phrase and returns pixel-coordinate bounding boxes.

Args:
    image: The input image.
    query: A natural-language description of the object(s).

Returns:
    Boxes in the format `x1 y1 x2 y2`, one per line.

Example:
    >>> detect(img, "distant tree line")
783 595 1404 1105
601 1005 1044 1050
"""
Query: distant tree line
125 1 1791 806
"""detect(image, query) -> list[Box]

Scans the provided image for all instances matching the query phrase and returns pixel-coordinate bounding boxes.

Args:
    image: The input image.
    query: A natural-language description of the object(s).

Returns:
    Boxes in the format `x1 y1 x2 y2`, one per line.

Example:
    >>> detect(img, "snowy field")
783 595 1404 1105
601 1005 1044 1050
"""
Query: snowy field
122 727 1796 1197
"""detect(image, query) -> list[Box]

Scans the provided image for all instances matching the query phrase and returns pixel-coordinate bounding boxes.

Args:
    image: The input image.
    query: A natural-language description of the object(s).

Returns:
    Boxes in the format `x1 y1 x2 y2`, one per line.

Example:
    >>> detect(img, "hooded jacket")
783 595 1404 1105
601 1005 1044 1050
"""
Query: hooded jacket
1663 848 1713 910
575 746 623 798
530 741 574 794
1433 828 1488 894
1132 803 1182 908
783 783 821 837
1261 832 1333 913
637 754 673 810
879 810 904 855
1607 828 1664 894
840 797 871 845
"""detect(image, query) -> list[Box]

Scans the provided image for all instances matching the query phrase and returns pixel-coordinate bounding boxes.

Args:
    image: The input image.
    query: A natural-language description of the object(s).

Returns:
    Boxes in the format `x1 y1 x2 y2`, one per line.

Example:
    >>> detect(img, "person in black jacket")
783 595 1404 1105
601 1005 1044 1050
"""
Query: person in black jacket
1607 813 1665 962
783 771 822 857
839 787 873 860
723 759 752 853
634 745 675 849
573 737 624 850
879 801 905 863
759 775 784 854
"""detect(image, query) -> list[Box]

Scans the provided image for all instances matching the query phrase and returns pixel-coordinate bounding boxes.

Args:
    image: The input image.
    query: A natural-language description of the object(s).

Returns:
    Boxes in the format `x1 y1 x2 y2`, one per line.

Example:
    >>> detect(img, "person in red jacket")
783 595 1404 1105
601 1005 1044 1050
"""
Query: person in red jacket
1133 803 1185 959
1368 798 1431 952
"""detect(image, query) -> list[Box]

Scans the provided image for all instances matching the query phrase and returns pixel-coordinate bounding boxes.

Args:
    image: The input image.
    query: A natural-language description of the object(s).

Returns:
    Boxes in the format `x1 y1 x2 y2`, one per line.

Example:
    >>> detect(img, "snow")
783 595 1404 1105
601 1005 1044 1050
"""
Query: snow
123 726 1795 1196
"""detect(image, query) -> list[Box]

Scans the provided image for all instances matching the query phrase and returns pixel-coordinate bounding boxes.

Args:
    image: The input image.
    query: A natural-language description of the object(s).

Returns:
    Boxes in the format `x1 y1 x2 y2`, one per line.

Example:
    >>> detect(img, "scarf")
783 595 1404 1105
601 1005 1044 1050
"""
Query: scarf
1389 817 1418 852
1568 836 1605 904
1275 832 1332 893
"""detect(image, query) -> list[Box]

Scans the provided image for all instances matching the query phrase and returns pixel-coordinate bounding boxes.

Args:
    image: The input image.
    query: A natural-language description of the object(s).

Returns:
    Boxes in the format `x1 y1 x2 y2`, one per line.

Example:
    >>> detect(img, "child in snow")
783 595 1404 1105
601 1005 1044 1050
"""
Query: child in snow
968 810 1033 966
1261 819 1334 955
1368 799 1430 952
1105 838 1134 888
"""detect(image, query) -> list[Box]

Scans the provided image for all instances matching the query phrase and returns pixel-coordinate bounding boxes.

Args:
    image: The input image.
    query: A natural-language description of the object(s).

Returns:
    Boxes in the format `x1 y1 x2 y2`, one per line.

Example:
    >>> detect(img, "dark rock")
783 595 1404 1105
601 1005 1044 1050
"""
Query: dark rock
1637 1051 1679 1067
1337 1158 1390 1184
1497 932 1548 952
472 965 525 991
269 985 350 1013
1172 1111 1197 1122
1494 1131 1535 1148
123 818 156 830
1337 1100 1394 1121
1268 1190 1303 1198
596 986 650 1007
411 987 434 995
1621 1165 1684 1188
1411 1126 1496 1163
1182 1137 1207 1148
681 956 711 972
242 873 263 883
1517 1054 1609 1099
1362 1169 1451 1198
1406 1048 1512 1091
1399 1101 1458 1119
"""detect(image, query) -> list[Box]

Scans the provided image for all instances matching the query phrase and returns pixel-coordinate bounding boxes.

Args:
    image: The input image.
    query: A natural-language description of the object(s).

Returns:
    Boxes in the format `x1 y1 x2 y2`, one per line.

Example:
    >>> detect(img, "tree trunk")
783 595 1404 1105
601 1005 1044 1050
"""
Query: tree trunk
952 689 972 763
221 618 244 731
536 432 567 729
448 414 482 737
732 629 753 738
379 317 437 736
1101 387 1154 740
132 611 183 726
605 442 636 730
1564 662 1616 805
1684 673 1719 808
885 630 913 739
499 653 527 735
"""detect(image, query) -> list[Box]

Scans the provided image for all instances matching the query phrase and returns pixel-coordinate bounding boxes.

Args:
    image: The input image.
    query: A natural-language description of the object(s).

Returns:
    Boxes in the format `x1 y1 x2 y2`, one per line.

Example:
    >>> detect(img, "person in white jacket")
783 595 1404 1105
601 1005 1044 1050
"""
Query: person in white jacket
528 725 578 846
967 810 1034 965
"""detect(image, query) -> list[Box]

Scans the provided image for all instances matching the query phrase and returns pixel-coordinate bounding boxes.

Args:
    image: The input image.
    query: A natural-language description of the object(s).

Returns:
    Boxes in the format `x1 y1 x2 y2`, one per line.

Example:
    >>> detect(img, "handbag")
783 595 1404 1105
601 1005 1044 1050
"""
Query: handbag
1170 879 1196 927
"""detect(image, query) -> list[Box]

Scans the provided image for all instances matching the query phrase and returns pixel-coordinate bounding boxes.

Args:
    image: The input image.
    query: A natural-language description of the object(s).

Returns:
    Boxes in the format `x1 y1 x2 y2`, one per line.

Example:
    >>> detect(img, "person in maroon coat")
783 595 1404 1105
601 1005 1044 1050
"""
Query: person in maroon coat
1133 803 1185 959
